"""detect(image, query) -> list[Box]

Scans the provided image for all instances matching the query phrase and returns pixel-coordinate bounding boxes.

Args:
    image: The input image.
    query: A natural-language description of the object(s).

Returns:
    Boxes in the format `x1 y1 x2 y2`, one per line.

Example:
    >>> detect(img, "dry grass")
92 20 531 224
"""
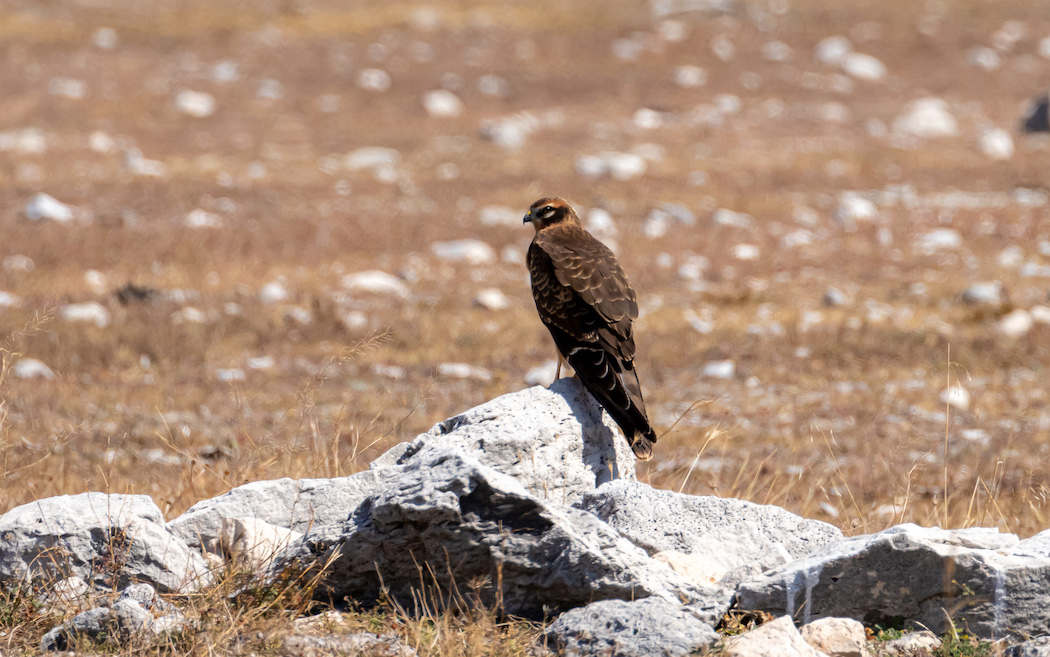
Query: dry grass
1 0 1049 651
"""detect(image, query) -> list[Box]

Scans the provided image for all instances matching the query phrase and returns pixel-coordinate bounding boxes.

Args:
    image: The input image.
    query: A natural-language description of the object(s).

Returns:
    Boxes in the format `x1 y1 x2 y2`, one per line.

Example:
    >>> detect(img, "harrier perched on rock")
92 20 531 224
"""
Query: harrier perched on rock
524 197 657 460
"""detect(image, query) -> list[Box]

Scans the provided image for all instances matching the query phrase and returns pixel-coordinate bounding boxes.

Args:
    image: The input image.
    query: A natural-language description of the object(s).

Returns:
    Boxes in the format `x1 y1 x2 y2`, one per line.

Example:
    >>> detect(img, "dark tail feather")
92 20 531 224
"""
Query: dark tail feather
567 346 657 460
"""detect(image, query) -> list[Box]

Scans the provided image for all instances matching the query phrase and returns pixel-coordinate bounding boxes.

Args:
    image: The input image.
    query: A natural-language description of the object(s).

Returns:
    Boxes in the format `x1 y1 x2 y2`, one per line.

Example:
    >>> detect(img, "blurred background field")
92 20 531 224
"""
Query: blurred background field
1 0 1049 537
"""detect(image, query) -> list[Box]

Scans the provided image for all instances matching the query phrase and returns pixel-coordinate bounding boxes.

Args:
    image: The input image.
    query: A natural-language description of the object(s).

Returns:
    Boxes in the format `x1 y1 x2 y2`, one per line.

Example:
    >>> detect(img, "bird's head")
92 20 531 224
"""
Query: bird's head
524 197 579 233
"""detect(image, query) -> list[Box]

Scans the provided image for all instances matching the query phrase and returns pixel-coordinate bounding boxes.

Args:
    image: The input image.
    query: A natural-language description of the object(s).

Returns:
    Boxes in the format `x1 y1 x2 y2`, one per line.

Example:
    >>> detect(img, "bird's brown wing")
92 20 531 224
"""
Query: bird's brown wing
527 226 656 459
531 226 638 360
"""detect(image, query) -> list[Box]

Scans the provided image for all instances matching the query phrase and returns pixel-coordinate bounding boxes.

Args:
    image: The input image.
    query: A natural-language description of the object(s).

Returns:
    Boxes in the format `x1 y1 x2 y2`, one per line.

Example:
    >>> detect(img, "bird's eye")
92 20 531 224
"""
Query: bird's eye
538 206 555 218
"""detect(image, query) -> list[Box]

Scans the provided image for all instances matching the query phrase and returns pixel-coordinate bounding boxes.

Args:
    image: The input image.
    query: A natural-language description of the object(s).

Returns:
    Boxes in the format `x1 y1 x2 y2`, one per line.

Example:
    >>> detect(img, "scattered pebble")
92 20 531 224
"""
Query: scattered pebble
1030 306 1050 325
525 360 559 386
961 282 1004 308
701 360 736 380
814 35 852 66
211 60 240 83
833 193 877 229
478 205 519 227
84 270 108 295
0 128 47 154
257 79 283 100
841 52 886 81
713 208 753 229
967 46 1001 71
13 358 55 380
171 307 208 324
3 255 34 272
48 77 88 100
216 368 246 382
358 68 391 92
174 90 216 118
940 385 970 411
430 239 496 265
822 287 849 307
344 147 400 172
673 65 707 88
575 152 647 181
0 291 21 308
474 288 510 311
915 228 962 254
341 271 410 298
259 281 290 305
733 244 760 260
477 74 509 97
422 90 464 118
978 127 1014 160
92 27 119 50
284 306 313 325
999 309 1033 338
25 193 74 223
893 98 958 138
184 209 223 228
438 362 493 381
60 302 111 328
762 41 793 62
584 208 618 242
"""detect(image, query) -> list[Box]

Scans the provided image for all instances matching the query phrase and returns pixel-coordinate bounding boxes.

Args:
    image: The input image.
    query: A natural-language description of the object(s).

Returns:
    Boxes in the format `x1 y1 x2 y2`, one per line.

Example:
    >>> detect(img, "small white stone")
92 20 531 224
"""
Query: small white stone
713 209 754 229
216 368 246 382
967 46 1001 71
0 291 21 308
89 130 116 153
477 74 509 97
438 362 492 381
430 239 495 265
25 193 74 223
781 229 816 248
1030 305 1050 324
3 255 34 272
422 90 464 118
800 617 866 657
833 193 877 230
525 360 559 386
0 128 47 154
893 97 958 138
815 35 852 65
915 228 962 254
711 35 734 61
999 309 1033 338
822 287 849 307
373 363 404 379
48 77 87 100
256 79 283 100
1039 36 1050 59
606 152 647 180
184 209 223 228
633 108 662 130
978 127 1014 160
762 40 793 62
940 385 970 410
344 147 400 171
585 208 617 241
478 205 519 227
961 282 1004 307
842 52 886 80
998 246 1024 269
13 358 55 380
92 27 119 49
340 310 368 330
341 270 409 298
83 270 107 295
211 60 240 83
259 281 289 305
284 305 312 325
174 90 216 118
171 307 208 324
701 360 735 380
733 244 760 260
60 302 110 328
358 68 391 92
474 288 509 311
673 65 707 88
124 148 168 177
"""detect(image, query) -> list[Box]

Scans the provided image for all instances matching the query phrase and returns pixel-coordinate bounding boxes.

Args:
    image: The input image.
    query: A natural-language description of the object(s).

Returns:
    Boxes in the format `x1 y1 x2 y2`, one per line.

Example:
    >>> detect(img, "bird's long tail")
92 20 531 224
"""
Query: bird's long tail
567 346 657 460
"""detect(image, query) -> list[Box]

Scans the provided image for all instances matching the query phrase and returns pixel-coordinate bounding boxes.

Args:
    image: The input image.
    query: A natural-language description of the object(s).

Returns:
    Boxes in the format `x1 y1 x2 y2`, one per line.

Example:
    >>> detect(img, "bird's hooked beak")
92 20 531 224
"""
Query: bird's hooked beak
523 211 533 225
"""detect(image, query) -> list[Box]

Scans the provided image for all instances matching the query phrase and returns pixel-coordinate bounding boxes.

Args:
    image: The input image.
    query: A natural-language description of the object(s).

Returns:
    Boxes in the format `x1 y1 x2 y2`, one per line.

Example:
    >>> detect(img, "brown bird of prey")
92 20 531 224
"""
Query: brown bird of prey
524 197 657 460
